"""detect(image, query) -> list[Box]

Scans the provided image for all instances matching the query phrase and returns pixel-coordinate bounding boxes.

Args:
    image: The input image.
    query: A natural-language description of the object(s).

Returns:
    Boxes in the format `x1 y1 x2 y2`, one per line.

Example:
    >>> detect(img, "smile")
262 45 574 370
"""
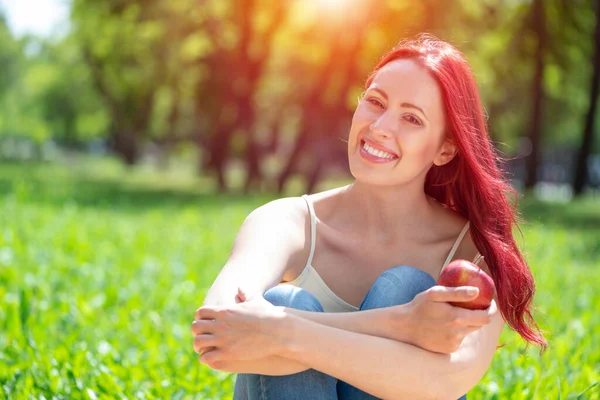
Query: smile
359 139 399 163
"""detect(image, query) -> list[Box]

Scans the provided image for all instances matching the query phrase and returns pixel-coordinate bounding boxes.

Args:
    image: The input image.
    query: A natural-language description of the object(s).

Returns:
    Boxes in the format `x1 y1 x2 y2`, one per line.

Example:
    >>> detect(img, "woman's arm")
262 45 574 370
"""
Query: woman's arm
194 304 397 375
280 306 504 399
199 197 318 374
197 259 503 397
282 259 504 399
201 198 306 307
196 289 499 383
282 282 487 352
197 308 395 375
197 300 503 398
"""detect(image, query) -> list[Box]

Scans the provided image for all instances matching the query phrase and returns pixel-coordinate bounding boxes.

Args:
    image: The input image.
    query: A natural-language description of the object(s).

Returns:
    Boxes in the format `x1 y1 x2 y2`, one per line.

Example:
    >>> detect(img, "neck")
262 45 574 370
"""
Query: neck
336 181 436 245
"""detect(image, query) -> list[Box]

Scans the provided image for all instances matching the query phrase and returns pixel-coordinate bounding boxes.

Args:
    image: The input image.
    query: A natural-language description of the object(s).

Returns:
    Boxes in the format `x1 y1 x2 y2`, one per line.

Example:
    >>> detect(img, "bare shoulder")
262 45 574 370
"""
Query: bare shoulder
275 188 346 281
248 196 307 223
244 196 312 278
244 196 308 246
203 196 310 305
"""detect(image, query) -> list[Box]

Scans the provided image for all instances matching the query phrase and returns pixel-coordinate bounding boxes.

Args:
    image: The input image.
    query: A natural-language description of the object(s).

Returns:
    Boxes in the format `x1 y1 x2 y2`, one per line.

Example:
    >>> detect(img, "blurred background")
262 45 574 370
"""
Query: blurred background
1 0 599 399
0 0 599 197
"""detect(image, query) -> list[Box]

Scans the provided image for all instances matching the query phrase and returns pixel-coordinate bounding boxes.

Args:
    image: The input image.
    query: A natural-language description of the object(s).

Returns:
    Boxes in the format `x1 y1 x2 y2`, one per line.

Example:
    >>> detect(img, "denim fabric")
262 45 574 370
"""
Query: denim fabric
233 265 468 400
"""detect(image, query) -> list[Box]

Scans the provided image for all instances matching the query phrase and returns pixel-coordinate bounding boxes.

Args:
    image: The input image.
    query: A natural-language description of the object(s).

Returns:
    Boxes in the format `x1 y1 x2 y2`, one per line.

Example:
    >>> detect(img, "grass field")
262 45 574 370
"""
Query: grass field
0 159 599 399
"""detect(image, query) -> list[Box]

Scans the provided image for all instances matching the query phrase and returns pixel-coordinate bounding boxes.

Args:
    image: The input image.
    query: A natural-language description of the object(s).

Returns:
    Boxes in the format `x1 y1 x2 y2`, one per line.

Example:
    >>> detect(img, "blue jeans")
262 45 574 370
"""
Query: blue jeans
233 266 468 400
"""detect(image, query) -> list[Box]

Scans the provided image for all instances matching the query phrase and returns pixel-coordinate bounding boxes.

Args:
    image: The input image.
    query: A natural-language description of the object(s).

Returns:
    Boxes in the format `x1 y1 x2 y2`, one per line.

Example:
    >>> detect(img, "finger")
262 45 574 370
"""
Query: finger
453 308 492 327
191 319 217 336
193 334 221 354
237 287 248 302
461 325 481 337
200 345 216 356
475 299 498 319
453 300 498 327
194 307 219 320
199 349 225 369
426 285 479 303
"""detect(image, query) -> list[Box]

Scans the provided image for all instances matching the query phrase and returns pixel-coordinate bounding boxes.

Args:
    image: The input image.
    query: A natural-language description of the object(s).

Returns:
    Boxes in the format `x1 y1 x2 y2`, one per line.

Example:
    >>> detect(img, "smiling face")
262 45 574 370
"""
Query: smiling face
348 58 457 187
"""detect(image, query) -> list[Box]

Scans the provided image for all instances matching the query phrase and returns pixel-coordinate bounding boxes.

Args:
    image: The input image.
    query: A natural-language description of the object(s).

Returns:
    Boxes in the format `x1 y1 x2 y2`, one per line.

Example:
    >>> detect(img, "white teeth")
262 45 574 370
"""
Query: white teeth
362 141 395 159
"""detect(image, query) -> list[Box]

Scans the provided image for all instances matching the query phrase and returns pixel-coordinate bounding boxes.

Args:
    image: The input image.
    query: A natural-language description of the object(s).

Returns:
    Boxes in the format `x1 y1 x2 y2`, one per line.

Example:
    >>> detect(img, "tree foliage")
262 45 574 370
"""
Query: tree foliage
1 0 598 193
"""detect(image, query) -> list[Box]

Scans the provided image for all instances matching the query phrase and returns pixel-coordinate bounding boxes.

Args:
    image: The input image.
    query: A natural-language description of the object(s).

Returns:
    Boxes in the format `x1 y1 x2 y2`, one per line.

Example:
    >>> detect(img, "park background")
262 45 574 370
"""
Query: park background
0 0 599 398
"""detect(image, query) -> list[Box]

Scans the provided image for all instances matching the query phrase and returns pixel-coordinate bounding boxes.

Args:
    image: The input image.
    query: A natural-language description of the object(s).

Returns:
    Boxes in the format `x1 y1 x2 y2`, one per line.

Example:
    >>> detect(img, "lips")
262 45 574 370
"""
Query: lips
358 137 400 164
360 136 399 158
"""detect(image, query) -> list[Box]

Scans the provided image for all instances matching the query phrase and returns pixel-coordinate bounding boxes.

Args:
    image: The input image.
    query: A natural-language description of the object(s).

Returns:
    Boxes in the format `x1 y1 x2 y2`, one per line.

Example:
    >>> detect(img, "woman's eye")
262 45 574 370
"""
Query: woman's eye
366 98 384 108
405 115 422 126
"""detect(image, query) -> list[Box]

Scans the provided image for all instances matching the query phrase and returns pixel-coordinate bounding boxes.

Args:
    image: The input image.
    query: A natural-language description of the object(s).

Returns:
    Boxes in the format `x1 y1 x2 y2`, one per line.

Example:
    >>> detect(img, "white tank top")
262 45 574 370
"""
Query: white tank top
282 194 484 313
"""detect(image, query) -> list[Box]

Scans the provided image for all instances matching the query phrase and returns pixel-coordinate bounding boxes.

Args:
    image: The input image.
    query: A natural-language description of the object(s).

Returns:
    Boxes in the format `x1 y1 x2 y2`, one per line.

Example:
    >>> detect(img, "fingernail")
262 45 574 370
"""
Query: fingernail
467 288 479 296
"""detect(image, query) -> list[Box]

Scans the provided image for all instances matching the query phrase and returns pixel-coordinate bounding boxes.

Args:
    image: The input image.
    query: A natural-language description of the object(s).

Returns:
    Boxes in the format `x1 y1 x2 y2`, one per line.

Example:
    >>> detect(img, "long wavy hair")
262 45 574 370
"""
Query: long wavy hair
365 35 547 352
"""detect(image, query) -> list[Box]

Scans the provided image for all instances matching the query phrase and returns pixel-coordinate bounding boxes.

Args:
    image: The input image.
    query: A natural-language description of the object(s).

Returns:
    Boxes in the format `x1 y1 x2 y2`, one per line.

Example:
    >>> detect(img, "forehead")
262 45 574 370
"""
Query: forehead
369 58 444 111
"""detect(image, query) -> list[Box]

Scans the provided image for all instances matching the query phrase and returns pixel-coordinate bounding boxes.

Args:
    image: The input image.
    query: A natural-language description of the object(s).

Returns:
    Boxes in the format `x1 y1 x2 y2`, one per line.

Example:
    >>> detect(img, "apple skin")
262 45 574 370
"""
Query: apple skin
437 259 495 310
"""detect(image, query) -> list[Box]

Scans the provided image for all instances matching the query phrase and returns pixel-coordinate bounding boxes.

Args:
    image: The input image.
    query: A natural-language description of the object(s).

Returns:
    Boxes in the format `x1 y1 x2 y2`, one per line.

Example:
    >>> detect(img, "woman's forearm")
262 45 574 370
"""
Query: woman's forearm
215 308 411 376
283 307 408 342
215 356 309 375
279 314 456 400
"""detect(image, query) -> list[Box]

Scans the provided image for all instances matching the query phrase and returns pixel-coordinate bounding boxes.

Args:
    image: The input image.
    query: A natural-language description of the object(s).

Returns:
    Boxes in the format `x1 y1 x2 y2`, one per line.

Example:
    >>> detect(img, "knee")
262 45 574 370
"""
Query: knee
361 265 437 309
263 285 324 312
379 265 437 291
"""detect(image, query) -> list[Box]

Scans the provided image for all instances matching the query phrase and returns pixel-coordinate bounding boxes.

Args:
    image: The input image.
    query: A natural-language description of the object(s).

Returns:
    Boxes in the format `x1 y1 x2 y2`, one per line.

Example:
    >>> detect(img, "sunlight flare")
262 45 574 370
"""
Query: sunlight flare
314 0 353 9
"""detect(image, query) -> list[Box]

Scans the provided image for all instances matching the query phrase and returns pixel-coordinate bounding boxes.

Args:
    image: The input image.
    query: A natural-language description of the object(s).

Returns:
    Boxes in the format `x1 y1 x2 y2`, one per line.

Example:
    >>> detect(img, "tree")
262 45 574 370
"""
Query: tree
196 0 287 192
523 0 547 190
574 0 600 195
71 0 199 164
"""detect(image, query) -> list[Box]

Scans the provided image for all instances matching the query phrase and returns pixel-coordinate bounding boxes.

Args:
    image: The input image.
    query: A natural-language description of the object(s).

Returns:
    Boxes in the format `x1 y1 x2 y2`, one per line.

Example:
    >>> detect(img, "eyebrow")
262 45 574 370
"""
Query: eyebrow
368 87 429 121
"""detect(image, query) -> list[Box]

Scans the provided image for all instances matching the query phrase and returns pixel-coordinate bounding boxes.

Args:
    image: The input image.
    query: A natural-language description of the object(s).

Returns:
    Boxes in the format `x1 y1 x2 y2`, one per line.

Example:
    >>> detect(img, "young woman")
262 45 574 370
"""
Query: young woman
191 35 547 399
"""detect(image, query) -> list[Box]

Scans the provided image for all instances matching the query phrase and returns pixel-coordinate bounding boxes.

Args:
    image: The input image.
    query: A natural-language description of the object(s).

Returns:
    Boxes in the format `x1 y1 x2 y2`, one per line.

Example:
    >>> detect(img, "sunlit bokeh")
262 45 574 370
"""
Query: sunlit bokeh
296 0 369 30
314 0 353 9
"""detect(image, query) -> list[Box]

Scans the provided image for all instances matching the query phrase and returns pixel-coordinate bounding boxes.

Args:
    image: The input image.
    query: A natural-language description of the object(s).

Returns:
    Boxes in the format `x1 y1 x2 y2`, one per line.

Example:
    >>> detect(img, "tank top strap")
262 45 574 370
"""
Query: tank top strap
301 194 317 270
440 221 471 270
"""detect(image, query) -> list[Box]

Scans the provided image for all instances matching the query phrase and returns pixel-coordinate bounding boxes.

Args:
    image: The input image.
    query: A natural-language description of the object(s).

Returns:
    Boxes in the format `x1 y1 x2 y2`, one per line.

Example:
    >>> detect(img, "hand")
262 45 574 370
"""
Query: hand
192 288 287 369
400 286 497 354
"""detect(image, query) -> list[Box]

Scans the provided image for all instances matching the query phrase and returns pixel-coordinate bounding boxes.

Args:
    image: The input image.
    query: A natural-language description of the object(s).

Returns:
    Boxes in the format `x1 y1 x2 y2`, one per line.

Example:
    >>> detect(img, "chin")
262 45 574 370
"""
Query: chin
349 165 400 187
349 160 422 191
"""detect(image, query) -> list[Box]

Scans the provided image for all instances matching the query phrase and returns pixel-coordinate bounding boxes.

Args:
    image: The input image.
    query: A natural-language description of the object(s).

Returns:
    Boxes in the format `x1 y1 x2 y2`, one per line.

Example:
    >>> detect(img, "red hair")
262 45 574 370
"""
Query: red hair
366 34 547 352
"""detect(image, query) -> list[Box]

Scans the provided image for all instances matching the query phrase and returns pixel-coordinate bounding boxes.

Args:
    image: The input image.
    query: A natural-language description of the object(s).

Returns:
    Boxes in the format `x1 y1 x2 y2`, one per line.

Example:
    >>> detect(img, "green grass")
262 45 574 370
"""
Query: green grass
0 159 599 399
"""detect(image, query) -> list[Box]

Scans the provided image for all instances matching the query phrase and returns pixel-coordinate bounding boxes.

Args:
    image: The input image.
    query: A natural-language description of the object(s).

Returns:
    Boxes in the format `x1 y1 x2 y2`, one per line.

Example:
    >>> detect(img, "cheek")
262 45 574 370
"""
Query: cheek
398 131 424 147
349 107 372 144
352 104 376 126
401 131 440 157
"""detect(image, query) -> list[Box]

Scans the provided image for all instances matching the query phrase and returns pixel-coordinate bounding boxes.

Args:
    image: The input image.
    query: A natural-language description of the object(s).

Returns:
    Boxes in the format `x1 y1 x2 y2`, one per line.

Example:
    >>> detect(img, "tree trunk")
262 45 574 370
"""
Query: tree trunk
573 0 600 196
112 131 139 165
277 131 308 194
210 126 234 192
525 0 546 190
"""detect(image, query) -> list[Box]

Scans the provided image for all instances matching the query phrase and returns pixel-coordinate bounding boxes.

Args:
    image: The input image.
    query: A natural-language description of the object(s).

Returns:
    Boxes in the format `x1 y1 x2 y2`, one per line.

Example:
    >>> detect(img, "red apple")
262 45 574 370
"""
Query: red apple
437 259 495 310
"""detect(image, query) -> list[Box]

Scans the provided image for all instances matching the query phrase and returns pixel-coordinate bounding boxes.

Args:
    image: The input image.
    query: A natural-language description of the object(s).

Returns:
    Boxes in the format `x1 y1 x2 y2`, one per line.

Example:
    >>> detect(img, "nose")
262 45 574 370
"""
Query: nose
370 111 396 139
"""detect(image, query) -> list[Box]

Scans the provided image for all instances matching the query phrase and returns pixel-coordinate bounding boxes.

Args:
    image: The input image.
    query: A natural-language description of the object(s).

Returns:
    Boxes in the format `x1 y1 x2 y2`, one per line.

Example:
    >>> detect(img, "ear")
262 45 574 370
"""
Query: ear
433 138 457 167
